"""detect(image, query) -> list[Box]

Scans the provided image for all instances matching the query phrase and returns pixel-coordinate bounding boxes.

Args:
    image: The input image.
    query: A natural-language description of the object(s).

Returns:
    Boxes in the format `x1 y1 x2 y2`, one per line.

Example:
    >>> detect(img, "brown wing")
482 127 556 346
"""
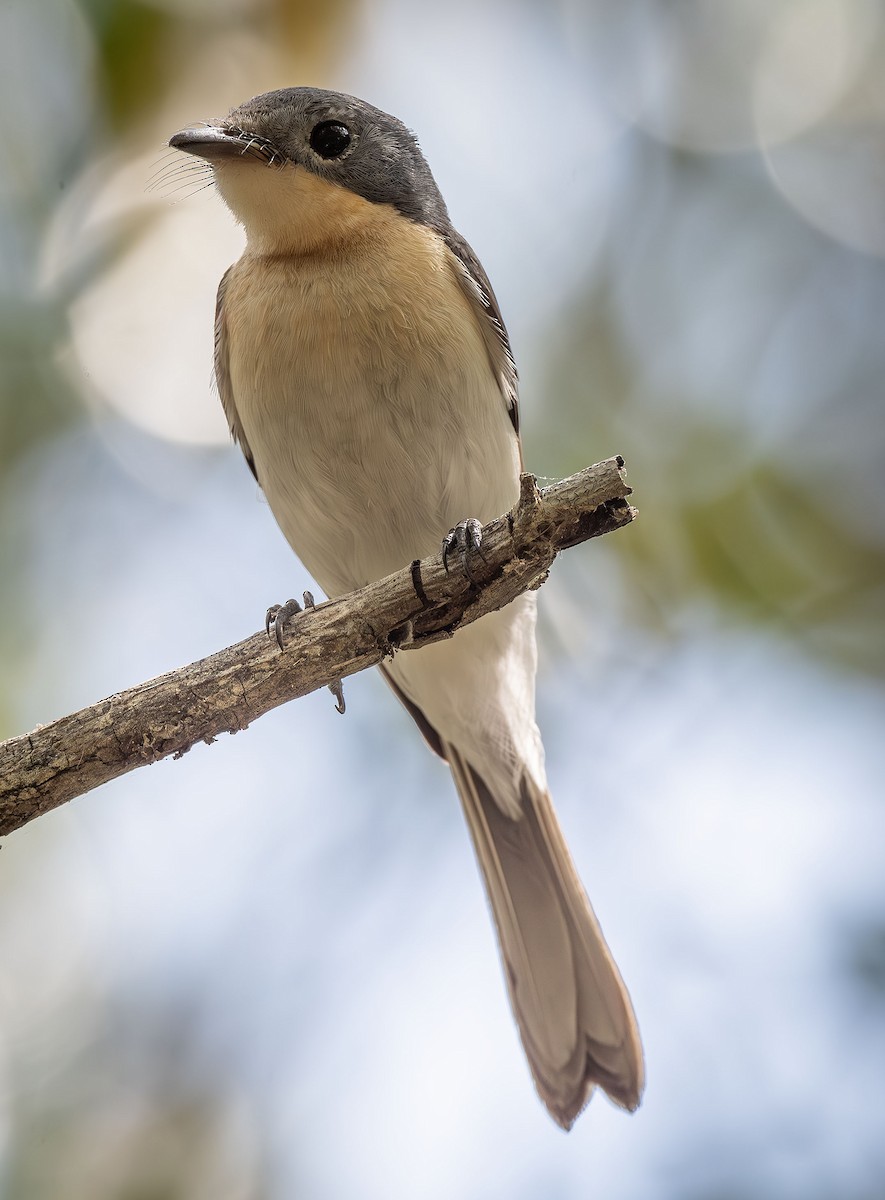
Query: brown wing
442 229 521 441
379 665 447 760
386 231 522 747
215 265 258 483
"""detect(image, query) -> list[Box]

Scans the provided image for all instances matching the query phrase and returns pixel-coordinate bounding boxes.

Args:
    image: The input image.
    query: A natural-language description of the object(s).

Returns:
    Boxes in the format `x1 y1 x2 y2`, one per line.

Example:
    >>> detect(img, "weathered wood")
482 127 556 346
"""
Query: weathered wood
0 458 636 836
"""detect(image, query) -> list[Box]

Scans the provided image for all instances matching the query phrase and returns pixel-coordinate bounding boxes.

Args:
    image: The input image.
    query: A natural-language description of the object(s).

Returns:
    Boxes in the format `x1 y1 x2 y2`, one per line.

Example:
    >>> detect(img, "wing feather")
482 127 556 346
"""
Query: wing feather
442 230 521 442
215 265 258 483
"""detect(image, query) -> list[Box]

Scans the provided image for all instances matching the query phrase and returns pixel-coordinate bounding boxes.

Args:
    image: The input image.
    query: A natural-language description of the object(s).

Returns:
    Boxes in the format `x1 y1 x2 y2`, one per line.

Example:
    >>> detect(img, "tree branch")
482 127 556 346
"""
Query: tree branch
0 458 636 837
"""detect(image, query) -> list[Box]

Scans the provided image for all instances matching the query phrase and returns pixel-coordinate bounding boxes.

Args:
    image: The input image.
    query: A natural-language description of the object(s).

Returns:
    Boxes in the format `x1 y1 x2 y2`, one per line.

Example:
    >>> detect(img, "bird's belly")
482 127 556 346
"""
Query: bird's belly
223 243 541 803
248 371 517 596
227 265 521 596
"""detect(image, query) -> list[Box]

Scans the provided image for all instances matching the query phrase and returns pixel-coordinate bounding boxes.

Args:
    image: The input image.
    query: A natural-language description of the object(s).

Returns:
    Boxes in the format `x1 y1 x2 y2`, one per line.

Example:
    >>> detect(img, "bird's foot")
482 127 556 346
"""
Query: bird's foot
265 595 305 649
265 591 345 714
441 518 487 583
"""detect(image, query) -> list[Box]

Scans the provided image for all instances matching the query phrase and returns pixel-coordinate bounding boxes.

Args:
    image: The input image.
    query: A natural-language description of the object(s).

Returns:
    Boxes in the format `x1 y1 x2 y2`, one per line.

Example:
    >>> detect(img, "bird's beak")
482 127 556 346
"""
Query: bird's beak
168 126 281 165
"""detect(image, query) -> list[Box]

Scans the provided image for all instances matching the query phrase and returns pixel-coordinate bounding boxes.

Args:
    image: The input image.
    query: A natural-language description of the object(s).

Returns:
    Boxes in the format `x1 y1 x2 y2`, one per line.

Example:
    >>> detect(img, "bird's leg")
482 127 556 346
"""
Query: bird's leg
265 591 345 714
441 518 487 583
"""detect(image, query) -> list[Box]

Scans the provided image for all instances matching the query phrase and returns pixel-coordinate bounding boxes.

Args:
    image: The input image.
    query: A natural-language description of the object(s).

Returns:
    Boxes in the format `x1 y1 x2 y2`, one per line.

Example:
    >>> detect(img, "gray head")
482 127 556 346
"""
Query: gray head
170 88 451 251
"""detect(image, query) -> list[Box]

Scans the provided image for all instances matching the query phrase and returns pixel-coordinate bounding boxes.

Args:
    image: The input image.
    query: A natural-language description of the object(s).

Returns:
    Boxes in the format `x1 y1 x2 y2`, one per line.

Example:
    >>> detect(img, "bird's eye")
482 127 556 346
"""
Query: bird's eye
309 121 352 159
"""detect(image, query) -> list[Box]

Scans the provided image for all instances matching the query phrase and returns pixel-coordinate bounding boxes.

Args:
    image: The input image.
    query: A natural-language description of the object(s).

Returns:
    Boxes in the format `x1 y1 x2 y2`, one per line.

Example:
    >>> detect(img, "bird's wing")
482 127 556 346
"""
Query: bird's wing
379 665 447 759
442 230 521 443
215 265 258 483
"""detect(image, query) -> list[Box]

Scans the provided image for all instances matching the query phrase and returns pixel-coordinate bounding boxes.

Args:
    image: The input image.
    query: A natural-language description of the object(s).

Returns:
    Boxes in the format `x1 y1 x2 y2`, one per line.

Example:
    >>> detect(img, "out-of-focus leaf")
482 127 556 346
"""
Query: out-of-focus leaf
271 0 357 65
81 0 174 128
0 304 77 467
680 457 885 675
535 207 885 679
0 1001 271 1200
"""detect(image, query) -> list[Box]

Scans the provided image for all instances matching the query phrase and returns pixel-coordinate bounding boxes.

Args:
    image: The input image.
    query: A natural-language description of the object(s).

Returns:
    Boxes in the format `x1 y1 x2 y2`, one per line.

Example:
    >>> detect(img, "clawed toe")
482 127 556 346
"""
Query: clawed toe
329 678 346 715
264 590 346 714
442 518 487 582
265 596 303 649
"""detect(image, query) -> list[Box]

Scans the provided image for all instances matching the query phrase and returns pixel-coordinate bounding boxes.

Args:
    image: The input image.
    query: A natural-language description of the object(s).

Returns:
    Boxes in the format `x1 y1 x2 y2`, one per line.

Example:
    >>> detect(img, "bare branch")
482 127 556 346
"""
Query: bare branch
0 458 636 837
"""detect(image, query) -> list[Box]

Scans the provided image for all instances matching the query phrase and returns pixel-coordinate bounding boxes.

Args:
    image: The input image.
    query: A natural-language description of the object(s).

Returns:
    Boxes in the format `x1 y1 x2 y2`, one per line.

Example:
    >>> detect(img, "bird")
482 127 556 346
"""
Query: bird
169 87 643 1128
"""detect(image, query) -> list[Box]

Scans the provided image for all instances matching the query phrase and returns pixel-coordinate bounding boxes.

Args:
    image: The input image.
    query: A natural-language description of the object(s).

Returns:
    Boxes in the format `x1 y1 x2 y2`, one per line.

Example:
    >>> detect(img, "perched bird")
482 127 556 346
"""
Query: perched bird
170 88 643 1128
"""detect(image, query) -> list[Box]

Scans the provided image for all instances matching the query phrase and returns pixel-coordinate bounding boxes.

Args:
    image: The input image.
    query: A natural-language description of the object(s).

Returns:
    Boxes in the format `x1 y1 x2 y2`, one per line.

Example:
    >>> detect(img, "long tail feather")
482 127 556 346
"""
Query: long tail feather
446 743 644 1128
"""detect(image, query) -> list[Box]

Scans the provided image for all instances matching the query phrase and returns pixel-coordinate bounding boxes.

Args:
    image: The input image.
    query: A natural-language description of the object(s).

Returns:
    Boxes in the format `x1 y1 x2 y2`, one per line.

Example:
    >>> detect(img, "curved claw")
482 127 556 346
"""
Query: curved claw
269 589 346 709
265 597 303 650
442 517 487 582
305 592 347 712
464 518 486 560
329 678 346 715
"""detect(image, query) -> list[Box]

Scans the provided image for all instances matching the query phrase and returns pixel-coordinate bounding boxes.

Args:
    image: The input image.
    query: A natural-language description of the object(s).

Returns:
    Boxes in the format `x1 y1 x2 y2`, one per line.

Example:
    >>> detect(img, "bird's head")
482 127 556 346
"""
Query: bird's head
169 87 449 255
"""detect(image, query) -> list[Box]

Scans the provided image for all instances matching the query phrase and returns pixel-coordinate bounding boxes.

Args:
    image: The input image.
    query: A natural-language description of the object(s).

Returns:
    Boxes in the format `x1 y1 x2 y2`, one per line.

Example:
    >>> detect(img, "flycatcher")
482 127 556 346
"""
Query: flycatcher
170 87 643 1128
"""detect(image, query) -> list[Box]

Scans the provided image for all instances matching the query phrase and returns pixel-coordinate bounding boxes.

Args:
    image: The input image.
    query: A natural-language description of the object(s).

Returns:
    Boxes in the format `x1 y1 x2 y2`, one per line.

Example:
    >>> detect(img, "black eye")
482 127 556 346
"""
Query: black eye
309 121 351 159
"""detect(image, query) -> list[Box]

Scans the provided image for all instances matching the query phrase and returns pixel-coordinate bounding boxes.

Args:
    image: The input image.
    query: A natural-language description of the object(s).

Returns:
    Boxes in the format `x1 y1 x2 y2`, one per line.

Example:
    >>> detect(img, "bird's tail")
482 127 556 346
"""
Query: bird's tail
445 743 644 1129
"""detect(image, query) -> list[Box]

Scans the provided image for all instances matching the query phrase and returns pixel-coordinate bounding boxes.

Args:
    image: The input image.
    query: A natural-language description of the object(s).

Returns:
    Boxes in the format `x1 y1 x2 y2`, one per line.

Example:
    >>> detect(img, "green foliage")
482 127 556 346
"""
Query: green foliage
85 0 174 129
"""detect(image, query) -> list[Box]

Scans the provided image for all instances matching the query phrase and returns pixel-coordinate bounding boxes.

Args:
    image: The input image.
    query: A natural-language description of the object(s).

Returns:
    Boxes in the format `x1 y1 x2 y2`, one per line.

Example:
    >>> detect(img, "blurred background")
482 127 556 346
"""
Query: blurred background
2 0 885 1196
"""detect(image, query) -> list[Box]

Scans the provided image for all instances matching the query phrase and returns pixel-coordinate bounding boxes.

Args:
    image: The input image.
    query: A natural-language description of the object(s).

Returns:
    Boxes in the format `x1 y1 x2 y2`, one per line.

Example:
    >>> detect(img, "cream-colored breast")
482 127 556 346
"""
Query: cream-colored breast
224 210 521 596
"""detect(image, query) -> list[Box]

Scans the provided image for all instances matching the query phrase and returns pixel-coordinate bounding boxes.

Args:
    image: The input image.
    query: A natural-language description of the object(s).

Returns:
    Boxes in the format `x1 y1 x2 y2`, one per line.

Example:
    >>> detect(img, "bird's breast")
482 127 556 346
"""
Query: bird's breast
224 218 520 595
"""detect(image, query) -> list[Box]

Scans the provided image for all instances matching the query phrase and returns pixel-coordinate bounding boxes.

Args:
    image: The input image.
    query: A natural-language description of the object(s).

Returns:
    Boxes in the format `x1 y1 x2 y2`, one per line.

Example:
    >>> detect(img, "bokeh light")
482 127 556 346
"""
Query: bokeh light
2 2 884 1197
